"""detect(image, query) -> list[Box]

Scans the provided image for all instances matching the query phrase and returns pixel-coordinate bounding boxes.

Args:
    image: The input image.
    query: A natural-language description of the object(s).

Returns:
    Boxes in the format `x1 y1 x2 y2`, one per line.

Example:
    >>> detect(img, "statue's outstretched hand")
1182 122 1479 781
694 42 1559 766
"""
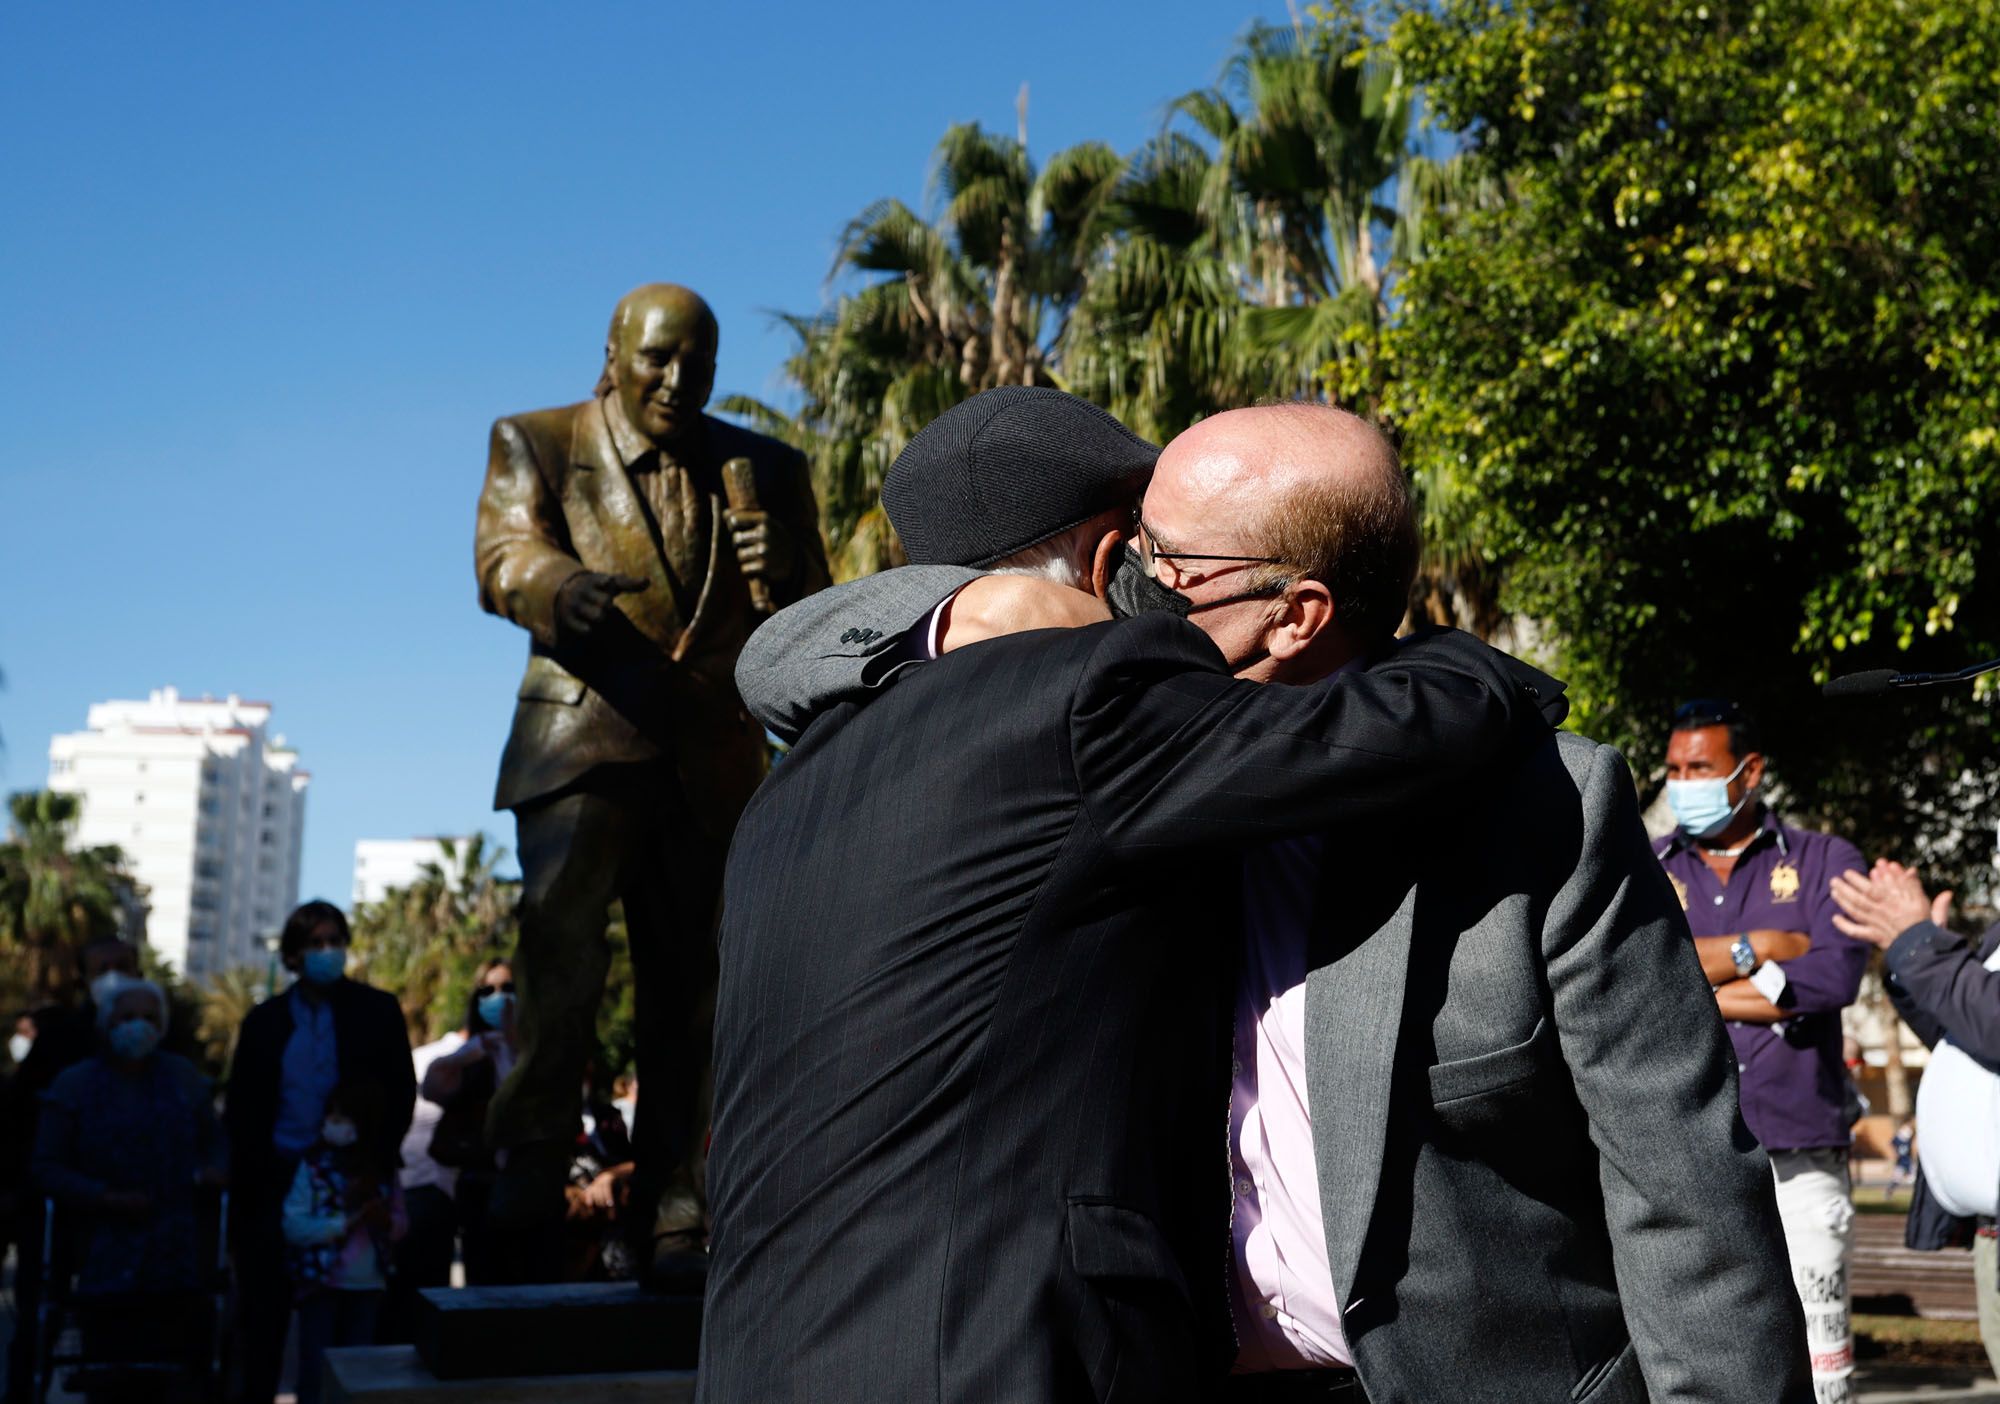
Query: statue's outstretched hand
557 571 647 640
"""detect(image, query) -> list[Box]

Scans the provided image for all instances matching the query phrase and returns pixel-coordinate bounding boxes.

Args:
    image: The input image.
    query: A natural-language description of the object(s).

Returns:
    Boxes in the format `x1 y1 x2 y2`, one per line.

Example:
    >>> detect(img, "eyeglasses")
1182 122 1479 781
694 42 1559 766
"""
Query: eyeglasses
1672 698 1743 727
478 981 515 996
1136 520 1288 584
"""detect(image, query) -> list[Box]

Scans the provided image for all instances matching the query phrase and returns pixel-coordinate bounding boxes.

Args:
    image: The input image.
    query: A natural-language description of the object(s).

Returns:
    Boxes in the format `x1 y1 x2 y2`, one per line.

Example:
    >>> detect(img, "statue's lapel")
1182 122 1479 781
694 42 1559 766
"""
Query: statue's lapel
567 398 684 645
670 488 727 661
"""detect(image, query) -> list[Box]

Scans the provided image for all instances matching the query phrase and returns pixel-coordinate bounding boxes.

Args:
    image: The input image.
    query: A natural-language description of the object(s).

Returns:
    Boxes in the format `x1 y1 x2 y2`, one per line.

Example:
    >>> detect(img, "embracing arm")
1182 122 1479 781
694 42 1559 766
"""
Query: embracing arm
1074 617 1563 853
1544 743 1808 1403
732 564 985 741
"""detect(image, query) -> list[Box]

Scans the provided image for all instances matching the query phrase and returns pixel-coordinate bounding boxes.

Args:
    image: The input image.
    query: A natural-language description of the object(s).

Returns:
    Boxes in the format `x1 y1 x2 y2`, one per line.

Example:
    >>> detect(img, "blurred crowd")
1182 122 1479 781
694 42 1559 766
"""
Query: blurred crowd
1 902 646 1403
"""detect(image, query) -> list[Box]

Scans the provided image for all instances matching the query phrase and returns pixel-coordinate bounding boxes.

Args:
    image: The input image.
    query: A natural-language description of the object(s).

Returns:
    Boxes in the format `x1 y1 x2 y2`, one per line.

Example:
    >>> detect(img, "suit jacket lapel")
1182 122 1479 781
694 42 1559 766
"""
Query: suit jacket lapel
1303 878 1417 1307
671 485 727 661
567 398 685 646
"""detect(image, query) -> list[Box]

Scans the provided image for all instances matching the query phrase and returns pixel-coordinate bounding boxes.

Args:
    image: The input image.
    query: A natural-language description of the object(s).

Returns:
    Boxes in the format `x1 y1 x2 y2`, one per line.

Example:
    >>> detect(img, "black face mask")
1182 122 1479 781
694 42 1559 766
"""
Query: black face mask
1105 543 1285 671
1107 544 1191 621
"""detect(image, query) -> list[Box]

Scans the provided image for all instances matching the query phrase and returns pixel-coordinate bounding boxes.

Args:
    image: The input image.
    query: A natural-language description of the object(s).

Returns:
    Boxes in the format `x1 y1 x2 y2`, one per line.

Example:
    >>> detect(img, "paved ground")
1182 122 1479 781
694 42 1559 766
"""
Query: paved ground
1858 1363 2000 1402
4 1247 1992 1403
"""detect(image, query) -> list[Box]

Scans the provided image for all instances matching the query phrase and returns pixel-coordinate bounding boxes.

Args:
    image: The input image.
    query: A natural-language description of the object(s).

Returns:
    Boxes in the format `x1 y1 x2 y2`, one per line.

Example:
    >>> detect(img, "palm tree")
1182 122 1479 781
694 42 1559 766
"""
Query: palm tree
1056 133 1251 440
0 790 141 1004
1168 22 1465 391
197 964 267 1071
721 124 1121 578
349 834 519 1041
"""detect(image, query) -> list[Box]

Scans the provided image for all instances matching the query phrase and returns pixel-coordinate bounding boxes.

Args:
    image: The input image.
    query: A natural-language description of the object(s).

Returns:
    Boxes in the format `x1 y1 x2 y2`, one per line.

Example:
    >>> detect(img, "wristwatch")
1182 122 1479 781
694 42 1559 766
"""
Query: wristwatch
1731 933 1757 978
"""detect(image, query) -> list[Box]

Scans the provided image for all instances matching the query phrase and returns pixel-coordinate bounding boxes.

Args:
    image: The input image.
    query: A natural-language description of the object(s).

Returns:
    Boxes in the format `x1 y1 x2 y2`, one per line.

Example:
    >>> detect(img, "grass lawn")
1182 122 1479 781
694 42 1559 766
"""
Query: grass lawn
1857 1313 1989 1369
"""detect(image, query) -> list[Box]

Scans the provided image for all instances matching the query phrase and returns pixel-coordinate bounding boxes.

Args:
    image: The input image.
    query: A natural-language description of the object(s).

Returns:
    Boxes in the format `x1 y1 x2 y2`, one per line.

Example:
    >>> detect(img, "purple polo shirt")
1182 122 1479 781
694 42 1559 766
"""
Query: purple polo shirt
1654 809 1868 1152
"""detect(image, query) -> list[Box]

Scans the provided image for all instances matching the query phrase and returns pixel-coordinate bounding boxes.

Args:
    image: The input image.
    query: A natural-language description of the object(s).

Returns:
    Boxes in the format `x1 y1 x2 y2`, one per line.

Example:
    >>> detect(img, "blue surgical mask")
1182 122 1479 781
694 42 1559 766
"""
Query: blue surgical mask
301 948 347 986
108 1019 161 1061
8 1033 32 1065
1666 757 1753 839
477 991 515 1029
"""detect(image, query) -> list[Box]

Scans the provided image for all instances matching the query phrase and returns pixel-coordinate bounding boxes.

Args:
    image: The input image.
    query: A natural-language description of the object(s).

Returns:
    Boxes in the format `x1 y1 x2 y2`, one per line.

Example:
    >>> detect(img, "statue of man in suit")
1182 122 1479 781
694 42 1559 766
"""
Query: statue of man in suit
474 283 831 1272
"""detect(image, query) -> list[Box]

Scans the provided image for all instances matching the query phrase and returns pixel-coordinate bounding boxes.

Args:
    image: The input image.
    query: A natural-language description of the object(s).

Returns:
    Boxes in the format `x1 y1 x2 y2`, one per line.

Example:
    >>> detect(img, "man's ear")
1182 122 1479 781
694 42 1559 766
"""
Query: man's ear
1267 580 1336 661
1089 528 1125 601
1742 752 1767 792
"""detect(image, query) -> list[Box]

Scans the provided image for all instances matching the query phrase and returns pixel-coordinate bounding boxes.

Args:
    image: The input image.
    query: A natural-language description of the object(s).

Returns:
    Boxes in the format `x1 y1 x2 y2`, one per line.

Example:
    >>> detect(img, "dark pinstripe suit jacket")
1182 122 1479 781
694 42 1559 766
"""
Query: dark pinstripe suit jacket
698 611 1551 1404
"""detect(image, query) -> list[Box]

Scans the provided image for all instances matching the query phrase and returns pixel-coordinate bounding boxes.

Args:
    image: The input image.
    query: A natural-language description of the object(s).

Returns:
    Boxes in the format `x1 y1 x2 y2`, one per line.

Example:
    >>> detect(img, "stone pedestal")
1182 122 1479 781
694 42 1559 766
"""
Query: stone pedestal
412 1281 701 1378
323 1346 694 1403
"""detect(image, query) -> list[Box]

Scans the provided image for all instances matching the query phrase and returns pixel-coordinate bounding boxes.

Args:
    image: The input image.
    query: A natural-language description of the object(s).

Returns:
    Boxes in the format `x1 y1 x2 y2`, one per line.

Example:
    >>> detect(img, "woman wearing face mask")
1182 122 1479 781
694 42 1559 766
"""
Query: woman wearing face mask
32 978 228 1395
283 1080 407 1404
398 959 518 1292
422 960 519 1281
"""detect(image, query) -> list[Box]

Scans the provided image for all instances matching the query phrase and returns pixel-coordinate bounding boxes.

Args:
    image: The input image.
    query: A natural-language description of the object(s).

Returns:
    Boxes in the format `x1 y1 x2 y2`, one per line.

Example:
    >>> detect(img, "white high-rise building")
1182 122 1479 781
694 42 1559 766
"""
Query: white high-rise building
351 837 474 908
47 688 309 980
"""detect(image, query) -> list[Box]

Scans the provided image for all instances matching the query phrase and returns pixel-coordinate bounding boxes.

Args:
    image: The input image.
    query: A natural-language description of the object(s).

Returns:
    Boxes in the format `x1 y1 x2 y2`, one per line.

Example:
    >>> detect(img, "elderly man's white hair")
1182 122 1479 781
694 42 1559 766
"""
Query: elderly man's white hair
95 975 168 1032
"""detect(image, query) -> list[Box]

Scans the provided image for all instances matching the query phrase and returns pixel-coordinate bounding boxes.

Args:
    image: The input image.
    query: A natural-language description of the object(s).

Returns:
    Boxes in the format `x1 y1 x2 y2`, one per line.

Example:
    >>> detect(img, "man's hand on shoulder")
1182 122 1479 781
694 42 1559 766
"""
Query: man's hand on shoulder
938 576 1111 653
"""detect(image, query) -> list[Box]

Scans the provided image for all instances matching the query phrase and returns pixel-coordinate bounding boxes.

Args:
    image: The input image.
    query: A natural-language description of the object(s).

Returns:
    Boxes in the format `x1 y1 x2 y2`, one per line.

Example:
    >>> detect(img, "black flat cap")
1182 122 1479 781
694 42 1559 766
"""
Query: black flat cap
882 386 1159 567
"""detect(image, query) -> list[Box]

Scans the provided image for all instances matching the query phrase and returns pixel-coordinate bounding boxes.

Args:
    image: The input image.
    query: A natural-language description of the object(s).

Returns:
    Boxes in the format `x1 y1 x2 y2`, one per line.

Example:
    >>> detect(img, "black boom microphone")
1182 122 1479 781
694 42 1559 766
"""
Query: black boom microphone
1823 658 2000 698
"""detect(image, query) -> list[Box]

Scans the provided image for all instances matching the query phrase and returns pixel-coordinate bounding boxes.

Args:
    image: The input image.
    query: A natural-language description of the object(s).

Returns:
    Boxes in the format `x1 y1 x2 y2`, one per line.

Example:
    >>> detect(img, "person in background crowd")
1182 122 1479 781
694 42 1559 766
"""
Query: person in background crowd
3 938 141 1403
283 1082 407 1404
1892 1121 1918 1189
1830 859 2000 1381
406 958 519 1289
224 902 415 1404
32 977 228 1400
1656 699 1869 1404
610 1072 637 1140
563 1059 637 1281
8 1013 34 1069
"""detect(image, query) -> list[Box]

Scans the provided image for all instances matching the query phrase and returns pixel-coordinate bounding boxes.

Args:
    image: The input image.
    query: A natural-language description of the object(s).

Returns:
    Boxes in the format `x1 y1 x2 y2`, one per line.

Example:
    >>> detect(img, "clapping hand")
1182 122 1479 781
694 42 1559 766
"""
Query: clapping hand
1830 860 1953 949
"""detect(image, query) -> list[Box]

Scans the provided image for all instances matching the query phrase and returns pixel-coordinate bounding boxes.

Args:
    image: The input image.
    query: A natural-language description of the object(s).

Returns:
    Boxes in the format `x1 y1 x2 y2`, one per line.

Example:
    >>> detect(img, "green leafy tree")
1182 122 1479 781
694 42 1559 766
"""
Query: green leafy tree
349 834 520 1042
0 790 141 1005
196 964 268 1074
1366 0 2000 896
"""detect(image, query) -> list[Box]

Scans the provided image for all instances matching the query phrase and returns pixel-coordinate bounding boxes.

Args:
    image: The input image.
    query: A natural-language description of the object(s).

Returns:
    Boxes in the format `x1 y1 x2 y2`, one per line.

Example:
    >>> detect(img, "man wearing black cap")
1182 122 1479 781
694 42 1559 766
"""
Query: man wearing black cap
696 388 1565 1404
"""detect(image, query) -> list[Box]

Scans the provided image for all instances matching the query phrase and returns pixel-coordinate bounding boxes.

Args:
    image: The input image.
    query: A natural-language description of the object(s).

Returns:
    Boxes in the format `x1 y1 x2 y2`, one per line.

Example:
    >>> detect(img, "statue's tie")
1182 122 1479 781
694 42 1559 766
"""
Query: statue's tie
640 456 708 610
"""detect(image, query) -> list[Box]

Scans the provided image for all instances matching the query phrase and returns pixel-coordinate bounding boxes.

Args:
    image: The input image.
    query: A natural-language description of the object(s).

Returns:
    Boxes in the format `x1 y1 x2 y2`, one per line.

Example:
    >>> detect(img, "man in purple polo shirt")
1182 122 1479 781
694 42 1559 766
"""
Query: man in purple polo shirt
1656 699 1869 1404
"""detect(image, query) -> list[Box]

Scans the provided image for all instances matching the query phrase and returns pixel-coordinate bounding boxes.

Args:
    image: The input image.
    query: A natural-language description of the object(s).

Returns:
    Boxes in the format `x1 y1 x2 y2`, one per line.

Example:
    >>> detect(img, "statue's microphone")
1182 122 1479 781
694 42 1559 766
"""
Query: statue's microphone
1823 657 2000 697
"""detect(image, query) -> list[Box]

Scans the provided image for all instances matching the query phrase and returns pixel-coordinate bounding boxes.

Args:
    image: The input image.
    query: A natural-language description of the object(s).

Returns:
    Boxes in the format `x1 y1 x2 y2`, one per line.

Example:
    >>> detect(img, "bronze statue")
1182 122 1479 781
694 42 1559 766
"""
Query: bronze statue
474 284 831 1274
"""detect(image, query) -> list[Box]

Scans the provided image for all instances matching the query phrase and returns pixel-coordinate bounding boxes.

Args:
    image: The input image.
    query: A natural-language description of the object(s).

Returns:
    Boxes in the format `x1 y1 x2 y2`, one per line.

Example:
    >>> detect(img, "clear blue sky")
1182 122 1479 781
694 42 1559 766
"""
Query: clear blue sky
0 0 1291 907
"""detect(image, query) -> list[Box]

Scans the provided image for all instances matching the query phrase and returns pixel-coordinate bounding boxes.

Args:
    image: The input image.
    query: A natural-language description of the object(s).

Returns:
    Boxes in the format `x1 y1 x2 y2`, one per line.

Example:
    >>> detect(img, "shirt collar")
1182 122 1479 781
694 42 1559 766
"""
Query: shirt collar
602 392 707 468
1660 803 1787 859
602 393 653 468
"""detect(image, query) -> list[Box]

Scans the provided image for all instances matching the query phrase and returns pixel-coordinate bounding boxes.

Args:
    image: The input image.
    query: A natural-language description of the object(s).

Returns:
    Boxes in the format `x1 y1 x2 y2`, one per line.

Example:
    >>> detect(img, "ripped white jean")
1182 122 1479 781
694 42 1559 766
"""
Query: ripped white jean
1772 1149 1855 1404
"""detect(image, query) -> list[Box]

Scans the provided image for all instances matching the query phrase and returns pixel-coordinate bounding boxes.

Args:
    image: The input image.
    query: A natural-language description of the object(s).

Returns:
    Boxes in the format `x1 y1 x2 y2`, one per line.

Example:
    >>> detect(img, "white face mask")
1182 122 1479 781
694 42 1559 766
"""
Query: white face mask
7 1033 31 1065
321 1118 359 1148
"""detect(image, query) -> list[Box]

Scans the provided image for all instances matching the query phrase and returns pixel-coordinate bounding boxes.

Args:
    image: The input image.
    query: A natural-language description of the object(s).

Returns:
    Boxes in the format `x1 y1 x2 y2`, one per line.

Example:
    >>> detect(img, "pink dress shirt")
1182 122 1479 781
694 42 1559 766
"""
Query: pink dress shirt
1229 834 1351 1370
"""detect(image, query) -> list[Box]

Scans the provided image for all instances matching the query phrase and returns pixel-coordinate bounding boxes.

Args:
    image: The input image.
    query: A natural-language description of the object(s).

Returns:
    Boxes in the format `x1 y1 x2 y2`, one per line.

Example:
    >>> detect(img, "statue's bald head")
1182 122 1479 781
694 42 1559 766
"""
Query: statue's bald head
1149 402 1417 646
602 283 719 447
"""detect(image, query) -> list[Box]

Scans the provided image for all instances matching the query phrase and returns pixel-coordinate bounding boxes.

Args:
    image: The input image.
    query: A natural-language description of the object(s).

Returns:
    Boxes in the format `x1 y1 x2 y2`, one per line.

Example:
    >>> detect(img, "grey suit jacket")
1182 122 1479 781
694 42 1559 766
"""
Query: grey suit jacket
736 568 1811 1404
